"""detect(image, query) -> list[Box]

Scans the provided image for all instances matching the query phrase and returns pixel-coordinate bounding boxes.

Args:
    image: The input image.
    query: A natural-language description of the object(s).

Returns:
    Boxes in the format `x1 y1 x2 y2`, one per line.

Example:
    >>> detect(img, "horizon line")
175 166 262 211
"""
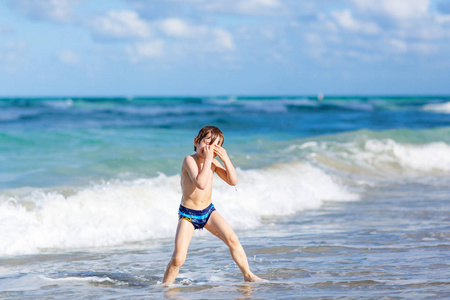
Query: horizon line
1 93 450 99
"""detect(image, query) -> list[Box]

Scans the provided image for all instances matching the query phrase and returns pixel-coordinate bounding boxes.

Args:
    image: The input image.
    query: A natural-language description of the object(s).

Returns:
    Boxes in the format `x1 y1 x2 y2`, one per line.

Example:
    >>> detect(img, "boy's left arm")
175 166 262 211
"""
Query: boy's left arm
213 145 238 186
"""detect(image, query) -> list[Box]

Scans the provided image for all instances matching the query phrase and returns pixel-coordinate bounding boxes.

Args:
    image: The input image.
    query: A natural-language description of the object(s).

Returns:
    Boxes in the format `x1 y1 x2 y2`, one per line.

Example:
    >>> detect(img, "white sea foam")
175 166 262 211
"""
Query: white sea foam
290 138 450 175
423 101 450 113
42 99 74 109
0 163 356 256
0 273 116 292
0 274 50 292
204 98 319 113
361 139 450 173
215 162 358 230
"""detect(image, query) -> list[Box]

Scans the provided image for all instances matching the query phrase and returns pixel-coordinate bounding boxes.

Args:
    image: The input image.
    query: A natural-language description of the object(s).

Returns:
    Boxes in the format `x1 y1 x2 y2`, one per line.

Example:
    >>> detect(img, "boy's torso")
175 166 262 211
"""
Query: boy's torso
180 155 215 210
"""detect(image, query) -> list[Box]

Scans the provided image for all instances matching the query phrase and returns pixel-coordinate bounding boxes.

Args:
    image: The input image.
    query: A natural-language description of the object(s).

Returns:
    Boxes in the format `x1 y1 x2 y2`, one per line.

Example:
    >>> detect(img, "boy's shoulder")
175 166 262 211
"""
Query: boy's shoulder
183 154 196 162
182 154 197 168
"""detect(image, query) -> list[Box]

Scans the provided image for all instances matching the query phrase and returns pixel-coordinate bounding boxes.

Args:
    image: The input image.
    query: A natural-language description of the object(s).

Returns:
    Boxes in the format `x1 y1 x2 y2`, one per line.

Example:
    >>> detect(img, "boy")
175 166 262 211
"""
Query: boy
163 126 261 284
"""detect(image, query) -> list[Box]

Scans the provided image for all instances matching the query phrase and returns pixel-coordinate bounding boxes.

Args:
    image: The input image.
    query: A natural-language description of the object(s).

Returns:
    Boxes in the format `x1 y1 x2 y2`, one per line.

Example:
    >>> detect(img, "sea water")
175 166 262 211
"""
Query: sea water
0 96 449 299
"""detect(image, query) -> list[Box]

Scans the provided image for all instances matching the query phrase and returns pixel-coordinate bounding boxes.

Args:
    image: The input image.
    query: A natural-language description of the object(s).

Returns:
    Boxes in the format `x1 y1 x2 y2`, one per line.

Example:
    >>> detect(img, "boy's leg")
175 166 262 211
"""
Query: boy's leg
163 219 195 284
204 211 260 282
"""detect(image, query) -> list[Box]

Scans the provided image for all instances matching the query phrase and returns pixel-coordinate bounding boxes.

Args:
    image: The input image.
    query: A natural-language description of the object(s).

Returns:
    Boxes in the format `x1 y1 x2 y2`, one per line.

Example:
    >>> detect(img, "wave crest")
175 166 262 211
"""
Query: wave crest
423 102 450 113
290 138 450 175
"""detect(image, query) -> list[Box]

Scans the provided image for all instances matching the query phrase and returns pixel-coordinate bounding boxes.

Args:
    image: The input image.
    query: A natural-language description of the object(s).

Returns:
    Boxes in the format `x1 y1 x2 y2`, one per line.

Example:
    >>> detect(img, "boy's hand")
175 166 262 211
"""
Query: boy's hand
203 145 215 161
213 145 228 161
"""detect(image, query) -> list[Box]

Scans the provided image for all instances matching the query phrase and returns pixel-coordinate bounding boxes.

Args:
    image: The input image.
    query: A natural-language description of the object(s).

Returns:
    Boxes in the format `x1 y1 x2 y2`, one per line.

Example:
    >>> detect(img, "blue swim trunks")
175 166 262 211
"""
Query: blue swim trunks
178 203 216 230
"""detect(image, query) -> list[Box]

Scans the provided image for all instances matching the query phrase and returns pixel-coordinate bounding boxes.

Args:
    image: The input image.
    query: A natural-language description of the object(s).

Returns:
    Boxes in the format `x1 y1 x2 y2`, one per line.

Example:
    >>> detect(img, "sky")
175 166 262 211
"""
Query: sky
1 0 450 97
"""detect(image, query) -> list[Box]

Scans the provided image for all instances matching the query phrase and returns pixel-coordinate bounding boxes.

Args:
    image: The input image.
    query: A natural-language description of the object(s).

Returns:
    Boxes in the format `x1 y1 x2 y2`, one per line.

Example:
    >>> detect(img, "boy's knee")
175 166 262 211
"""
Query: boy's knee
227 233 240 248
172 254 186 268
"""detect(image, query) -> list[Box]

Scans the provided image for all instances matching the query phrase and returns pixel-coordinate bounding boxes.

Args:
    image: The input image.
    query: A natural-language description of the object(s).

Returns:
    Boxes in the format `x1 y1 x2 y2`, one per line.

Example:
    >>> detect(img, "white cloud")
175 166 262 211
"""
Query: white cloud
159 18 206 38
126 40 164 62
213 29 235 50
332 10 381 35
436 13 450 24
58 49 79 64
90 10 152 39
88 12 235 52
158 18 235 51
119 0 448 66
351 0 430 21
388 38 408 53
8 0 83 23
86 10 235 63
295 0 450 64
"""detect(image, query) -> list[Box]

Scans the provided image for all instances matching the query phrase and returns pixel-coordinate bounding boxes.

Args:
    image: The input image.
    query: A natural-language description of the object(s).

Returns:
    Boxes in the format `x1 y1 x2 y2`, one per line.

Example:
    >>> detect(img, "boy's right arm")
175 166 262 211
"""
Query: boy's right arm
183 155 213 190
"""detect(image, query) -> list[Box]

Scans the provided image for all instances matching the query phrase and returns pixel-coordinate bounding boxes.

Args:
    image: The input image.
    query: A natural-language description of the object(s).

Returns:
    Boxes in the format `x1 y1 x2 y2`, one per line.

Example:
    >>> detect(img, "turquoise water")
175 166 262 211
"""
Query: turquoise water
0 96 449 299
2 96 449 188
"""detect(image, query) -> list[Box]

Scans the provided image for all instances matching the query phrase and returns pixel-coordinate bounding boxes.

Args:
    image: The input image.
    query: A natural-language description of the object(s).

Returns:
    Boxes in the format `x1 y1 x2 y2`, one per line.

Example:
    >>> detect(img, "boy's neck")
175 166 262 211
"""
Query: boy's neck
193 153 205 163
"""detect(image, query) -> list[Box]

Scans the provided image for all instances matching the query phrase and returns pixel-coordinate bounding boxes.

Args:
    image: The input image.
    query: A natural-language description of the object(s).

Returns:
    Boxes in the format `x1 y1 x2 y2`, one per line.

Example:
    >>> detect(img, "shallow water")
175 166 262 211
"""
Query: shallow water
1 180 448 299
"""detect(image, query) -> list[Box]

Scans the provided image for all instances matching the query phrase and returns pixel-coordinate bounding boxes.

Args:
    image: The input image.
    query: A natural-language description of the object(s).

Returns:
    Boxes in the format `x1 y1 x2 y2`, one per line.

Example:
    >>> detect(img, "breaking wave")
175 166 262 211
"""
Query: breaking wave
0 162 356 256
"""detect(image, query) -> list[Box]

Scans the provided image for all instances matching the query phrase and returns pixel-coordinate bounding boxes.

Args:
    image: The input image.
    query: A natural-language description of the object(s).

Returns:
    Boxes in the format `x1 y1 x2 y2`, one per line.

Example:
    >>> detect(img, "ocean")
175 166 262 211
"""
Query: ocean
0 96 449 299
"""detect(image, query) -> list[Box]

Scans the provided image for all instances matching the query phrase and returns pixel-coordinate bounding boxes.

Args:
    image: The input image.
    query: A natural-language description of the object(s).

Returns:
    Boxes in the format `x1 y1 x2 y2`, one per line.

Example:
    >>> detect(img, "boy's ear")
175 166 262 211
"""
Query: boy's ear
194 137 198 146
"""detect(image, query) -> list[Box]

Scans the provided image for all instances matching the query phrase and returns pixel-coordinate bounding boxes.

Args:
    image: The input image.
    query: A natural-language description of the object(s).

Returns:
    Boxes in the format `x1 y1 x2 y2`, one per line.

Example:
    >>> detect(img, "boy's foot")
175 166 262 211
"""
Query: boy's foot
244 273 267 282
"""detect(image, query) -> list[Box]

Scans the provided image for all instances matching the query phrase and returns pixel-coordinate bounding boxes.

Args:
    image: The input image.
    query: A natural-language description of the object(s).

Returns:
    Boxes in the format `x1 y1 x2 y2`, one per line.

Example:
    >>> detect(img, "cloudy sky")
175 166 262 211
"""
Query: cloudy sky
1 0 450 96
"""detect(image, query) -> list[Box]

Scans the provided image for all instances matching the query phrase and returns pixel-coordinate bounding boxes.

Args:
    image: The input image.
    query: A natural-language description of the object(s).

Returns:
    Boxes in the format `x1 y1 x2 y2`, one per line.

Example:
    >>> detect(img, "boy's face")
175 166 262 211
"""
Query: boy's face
195 133 222 158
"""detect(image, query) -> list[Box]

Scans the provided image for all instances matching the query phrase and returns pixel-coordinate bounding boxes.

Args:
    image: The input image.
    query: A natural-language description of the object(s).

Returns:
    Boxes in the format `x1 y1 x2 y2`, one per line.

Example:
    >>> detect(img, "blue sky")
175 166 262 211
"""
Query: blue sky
1 0 450 96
